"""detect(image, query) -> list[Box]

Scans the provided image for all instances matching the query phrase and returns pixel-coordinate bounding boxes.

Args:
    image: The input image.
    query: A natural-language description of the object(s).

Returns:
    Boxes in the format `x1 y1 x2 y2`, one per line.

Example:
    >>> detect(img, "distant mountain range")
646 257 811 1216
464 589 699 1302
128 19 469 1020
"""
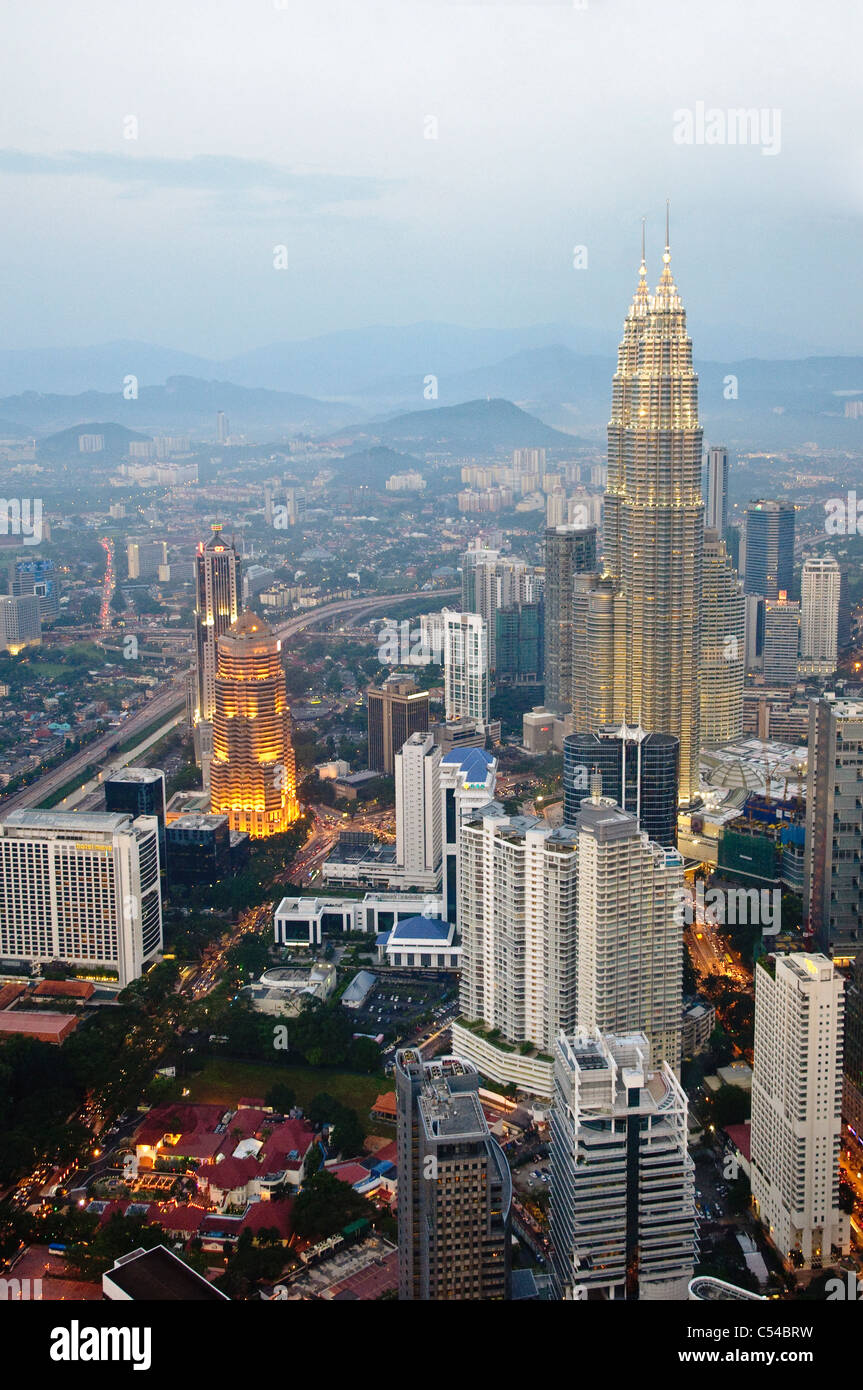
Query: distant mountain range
0 376 365 440
0 325 862 451
340 398 579 452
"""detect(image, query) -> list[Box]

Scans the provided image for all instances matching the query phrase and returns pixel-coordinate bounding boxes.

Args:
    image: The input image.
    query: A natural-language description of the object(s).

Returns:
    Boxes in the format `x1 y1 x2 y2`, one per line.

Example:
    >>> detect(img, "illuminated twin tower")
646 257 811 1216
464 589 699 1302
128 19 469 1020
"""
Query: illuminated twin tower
194 525 298 838
571 217 704 806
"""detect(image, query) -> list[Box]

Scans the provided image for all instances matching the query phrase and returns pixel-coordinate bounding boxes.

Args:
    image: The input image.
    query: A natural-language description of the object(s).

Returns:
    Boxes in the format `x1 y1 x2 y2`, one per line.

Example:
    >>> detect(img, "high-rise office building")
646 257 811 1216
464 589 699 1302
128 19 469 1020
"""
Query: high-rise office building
439 746 497 926
563 725 679 847
217 411 229 444
394 732 441 891
744 593 765 674
454 791 683 1087
461 547 534 675
494 602 543 685
704 445 729 534
210 611 298 839
742 500 795 599
750 953 849 1268
700 529 744 744
126 539 167 580
442 610 489 724
804 698 863 957
543 525 597 713
550 1029 696 1300
105 768 167 868
12 557 59 623
800 556 840 674
570 572 623 732
395 1049 511 1301
597 230 704 806
366 674 430 774
843 957 863 1145
194 525 241 726
0 809 162 987
762 593 800 686
0 593 40 653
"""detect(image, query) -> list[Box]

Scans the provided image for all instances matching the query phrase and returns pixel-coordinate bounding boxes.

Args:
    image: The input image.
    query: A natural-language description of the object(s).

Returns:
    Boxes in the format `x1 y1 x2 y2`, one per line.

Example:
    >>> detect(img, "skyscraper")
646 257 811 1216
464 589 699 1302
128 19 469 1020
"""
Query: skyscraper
750 953 849 1269
804 697 863 957
0 593 40 654
194 525 241 727
210 611 298 838
105 768 167 869
394 731 442 891
126 538 167 580
550 1030 696 1300
453 790 683 1090
0 810 162 987
599 225 704 805
494 601 543 685
563 725 679 846
12 557 60 623
395 1050 511 1301
442 610 489 724
543 525 597 714
762 593 800 686
439 746 497 925
366 674 430 774
800 556 841 673
742 500 795 599
700 529 744 743
704 445 729 533
460 547 534 676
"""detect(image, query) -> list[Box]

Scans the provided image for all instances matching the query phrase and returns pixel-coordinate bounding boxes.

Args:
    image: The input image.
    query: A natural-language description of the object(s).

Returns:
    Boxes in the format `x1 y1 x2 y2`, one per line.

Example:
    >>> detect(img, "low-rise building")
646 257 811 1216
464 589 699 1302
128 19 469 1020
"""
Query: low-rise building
376 915 460 969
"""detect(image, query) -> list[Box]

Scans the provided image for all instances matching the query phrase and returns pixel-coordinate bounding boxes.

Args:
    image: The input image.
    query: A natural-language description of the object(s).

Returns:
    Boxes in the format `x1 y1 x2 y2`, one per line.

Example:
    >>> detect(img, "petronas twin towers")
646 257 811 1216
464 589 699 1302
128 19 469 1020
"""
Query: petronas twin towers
573 220 704 806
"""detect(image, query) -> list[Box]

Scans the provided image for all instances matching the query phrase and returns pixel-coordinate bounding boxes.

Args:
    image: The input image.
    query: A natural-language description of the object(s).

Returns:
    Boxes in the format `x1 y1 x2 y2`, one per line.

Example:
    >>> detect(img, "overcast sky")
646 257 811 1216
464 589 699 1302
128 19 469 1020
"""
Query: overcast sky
2 0 861 359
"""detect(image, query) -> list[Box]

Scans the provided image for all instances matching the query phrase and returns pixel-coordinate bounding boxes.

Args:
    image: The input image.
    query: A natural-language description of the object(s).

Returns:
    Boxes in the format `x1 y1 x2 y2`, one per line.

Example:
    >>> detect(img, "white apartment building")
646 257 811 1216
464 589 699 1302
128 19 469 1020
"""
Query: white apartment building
442 610 489 724
750 953 849 1268
0 810 163 987
804 698 863 957
550 1030 696 1300
800 556 841 673
394 732 442 892
574 796 684 1072
452 792 683 1093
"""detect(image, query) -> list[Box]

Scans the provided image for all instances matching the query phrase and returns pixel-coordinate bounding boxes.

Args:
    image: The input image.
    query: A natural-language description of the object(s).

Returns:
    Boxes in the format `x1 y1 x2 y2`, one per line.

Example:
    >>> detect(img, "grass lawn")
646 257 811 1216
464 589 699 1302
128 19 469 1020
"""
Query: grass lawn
186 1057 389 1116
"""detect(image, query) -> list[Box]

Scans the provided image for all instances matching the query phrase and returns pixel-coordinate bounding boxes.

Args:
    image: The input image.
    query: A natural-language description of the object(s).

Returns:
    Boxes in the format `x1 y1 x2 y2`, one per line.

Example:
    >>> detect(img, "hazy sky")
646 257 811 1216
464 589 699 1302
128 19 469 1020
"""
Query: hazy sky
2 0 861 359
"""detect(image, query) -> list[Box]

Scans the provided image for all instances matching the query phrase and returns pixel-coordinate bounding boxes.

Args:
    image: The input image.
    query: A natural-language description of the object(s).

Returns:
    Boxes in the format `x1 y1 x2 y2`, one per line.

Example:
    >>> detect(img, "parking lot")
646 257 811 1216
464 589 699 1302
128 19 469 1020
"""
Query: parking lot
349 973 458 1045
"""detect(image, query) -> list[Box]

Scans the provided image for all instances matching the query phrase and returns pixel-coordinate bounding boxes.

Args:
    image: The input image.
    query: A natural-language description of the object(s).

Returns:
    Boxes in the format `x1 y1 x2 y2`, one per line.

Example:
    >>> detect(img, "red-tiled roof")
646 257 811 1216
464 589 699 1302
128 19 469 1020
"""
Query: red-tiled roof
372 1139 397 1166
371 1092 397 1117
327 1162 371 1187
724 1122 751 1162
0 1011 77 1043
240 1200 294 1240
33 979 95 1000
0 982 26 1010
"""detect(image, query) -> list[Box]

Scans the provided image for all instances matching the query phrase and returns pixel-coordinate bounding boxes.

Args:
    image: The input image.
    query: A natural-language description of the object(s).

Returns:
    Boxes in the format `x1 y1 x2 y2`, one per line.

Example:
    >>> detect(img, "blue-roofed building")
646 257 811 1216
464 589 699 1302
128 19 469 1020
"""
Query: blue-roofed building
376 915 461 969
439 746 497 926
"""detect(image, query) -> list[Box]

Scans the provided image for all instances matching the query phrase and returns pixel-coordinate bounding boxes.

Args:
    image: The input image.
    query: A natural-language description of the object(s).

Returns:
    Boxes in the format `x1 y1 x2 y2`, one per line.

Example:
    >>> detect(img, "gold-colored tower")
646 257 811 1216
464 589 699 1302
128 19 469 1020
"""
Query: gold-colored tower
210 610 299 837
601 215 704 806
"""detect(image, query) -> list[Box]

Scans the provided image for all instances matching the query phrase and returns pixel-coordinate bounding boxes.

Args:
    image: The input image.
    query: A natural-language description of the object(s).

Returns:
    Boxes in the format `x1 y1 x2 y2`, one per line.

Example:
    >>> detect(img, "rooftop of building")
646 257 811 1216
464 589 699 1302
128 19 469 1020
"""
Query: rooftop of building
167 813 229 830
106 768 164 784
105 1245 230 1301
384 915 453 944
1 809 131 833
440 745 495 780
